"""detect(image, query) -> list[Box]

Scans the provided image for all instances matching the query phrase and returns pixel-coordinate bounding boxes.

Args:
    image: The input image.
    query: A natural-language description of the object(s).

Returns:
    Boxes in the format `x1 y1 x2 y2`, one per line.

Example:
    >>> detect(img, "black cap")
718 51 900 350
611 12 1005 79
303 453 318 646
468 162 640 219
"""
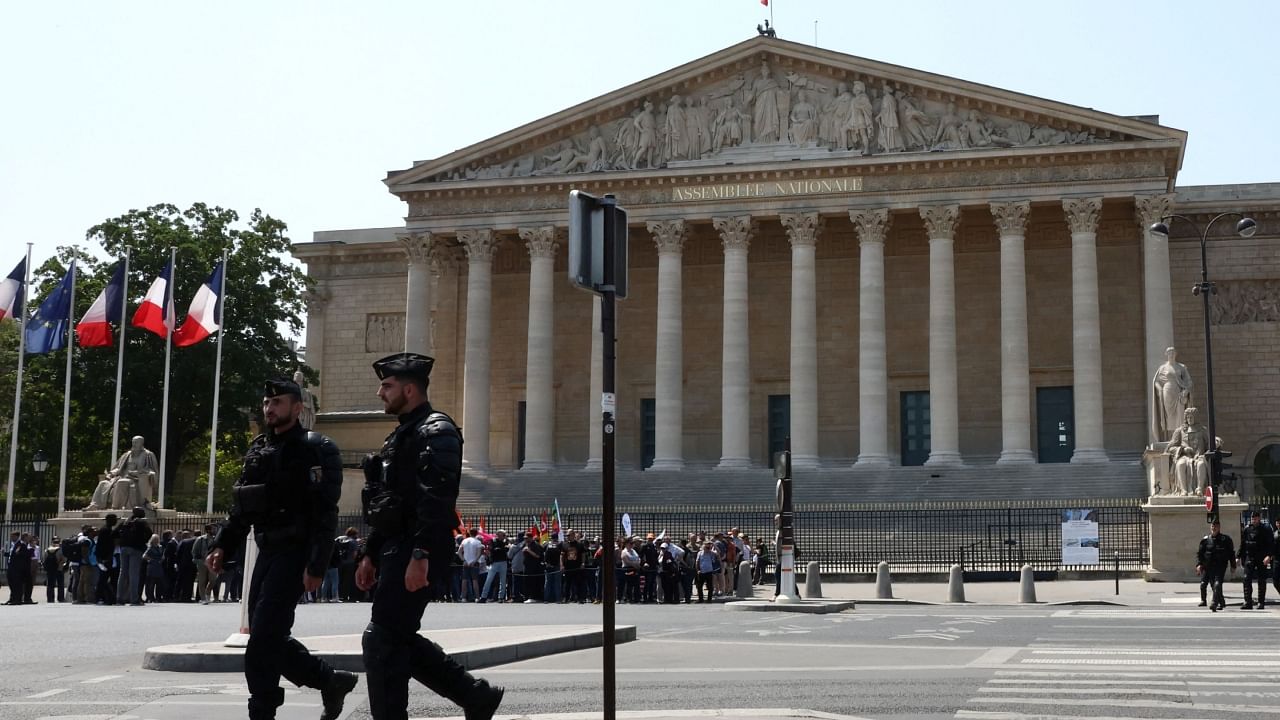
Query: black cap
264 377 303 399
373 352 434 383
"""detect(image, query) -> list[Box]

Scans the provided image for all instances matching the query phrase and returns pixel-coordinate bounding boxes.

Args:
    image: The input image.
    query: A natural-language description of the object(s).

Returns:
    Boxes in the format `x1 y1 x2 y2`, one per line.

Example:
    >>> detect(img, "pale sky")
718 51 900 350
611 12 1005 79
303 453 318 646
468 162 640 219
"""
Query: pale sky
2 0 1276 289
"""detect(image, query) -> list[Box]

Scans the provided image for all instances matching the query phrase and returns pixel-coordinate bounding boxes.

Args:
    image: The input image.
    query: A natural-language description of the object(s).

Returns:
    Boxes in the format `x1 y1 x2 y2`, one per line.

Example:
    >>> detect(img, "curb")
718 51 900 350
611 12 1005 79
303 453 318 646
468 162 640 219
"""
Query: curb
726 600 854 613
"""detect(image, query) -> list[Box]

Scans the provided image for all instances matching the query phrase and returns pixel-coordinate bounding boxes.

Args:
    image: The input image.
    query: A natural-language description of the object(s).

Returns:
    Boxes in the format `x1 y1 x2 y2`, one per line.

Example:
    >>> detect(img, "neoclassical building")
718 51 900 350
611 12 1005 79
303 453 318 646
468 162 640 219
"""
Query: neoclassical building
294 37 1280 501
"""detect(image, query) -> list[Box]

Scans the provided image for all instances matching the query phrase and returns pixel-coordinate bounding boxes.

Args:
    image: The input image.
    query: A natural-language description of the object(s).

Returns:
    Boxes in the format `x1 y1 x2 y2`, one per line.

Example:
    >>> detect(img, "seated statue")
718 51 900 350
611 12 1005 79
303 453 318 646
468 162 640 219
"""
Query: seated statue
1167 407 1211 496
85 436 158 510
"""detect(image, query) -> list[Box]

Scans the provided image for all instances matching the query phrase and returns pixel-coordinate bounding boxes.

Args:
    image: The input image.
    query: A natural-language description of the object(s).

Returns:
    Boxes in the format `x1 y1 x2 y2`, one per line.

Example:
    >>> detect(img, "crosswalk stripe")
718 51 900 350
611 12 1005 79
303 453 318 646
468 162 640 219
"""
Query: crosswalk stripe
1032 648 1276 657
1022 658 1280 667
80 674 123 684
957 712 1226 720
978 687 1186 697
969 696 1277 713
991 678 1277 687
24 689 67 698
995 670 1280 680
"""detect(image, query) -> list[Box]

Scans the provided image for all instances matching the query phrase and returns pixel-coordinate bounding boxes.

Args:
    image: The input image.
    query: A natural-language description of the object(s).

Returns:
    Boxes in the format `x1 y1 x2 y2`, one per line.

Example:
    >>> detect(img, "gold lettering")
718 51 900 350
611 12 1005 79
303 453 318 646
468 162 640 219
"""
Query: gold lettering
672 177 861 202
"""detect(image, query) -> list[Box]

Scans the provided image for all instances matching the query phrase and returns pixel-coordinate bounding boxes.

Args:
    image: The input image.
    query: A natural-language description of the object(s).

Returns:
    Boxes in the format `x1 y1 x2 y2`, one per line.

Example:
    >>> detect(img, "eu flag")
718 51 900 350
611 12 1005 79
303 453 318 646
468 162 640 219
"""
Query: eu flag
25 260 76 355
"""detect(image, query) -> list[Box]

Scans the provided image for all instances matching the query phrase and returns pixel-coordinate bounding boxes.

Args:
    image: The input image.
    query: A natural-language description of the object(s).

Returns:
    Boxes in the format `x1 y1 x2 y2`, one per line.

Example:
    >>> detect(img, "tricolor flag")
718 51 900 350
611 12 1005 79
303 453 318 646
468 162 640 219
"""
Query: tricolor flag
132 259 174 338
0 258 24 321
174 261 224 348
76 261 127 347
550 498 563 541
25 261 76 355
761 0 768 6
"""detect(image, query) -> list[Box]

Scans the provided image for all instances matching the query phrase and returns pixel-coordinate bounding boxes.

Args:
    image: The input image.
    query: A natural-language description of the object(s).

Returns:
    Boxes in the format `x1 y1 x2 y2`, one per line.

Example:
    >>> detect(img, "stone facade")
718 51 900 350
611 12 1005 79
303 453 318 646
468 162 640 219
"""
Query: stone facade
292 38 1280 491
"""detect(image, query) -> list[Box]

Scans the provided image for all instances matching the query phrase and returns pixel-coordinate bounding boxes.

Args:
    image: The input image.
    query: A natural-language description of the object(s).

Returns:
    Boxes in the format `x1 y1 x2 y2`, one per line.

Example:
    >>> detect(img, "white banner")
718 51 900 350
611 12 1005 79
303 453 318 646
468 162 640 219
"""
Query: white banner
1061 509 1099 565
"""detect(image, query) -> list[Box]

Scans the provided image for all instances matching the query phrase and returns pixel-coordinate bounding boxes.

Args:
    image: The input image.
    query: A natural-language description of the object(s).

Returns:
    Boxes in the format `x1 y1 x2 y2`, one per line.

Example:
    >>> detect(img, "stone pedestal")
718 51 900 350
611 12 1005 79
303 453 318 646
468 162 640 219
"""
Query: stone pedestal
1143 494 1245 582
1143 443 1172 496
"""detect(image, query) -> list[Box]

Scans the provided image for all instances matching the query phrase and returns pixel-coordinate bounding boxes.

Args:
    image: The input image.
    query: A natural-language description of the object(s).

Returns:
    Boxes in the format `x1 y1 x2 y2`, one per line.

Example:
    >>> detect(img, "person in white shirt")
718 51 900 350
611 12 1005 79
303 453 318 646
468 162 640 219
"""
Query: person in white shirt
458 528 485 602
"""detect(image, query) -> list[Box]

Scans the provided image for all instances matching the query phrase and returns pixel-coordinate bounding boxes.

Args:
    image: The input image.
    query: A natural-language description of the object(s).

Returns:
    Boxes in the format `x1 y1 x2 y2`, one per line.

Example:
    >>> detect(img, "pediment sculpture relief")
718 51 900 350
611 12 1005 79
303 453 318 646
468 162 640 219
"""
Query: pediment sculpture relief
439 61 1111 182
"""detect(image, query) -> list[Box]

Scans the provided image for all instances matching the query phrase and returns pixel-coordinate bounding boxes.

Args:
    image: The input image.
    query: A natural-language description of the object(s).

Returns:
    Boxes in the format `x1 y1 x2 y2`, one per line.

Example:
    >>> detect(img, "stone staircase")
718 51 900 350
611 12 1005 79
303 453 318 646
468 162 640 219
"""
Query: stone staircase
457 456 1148 508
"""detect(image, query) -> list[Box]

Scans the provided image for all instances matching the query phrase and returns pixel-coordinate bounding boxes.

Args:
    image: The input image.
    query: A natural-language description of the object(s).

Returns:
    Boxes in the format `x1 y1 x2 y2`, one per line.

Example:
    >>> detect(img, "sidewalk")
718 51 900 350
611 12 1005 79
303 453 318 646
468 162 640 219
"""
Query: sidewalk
809 577 1215 606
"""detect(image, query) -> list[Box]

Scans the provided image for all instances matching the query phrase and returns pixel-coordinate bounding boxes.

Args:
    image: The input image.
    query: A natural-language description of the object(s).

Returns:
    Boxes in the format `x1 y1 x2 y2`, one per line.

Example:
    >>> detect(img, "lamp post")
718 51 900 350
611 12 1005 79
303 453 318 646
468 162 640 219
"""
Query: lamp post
1149 213 1257 521
31 450 49 498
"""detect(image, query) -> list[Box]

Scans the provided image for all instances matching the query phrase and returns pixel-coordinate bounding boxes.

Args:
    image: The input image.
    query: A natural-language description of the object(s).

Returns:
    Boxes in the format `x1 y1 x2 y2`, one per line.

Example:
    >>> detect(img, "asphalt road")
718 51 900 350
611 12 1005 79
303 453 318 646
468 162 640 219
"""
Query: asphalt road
1 597 1278 720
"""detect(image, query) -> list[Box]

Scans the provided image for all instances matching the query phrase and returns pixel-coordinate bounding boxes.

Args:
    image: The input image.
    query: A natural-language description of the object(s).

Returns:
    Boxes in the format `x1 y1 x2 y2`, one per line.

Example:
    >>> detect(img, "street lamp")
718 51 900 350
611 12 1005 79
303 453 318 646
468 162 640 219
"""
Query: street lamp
1149 213 1257 521
31 451 49 474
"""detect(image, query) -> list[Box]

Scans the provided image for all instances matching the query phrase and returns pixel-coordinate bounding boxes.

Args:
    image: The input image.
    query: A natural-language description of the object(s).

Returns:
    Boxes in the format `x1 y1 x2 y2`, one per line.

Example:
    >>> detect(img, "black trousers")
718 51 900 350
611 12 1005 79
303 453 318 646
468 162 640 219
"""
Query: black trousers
46 570 64 603
1205 565 1228 607
1243 562 1268 605
244 542 334 718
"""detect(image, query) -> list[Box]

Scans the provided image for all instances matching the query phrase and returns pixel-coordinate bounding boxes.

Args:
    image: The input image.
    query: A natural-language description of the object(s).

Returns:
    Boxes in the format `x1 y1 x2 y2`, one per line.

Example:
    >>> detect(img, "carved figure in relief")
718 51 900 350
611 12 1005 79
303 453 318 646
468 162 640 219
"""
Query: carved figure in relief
1151 346 1194 445
632 101 658 169
820 83 854 148
876 83 903 152
959 109 994 148
613 110 640 169
842 81 874 153
750 62 786 143
897 92 932 150
683 97 703 159
295 370 317 430
711 99 745 151
788 90 818 145
534 141 577 176
583 126 610 171
931 101 966 150
664 95 688 162
1167 407 1212 495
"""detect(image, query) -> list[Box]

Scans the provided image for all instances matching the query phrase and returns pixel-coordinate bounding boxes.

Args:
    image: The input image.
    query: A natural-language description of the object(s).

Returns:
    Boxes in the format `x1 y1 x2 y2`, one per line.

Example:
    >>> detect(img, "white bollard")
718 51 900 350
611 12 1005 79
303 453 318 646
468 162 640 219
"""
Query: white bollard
875 561 893 599
804 561 822 599
948 564 966 603
1019 564 1037 603
736 560 754 598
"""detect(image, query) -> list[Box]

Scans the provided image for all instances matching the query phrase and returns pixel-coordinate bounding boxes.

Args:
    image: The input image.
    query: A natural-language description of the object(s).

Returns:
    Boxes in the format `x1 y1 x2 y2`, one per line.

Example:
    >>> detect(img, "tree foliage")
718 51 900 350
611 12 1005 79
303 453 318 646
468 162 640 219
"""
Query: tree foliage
0 203 311 510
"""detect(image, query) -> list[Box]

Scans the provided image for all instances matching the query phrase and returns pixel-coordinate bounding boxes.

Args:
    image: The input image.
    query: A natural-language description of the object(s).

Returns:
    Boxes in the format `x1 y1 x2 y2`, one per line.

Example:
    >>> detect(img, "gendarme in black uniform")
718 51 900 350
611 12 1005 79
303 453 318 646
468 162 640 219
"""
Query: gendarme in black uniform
1196 520 1236 612
356 352 504 720
1238 512 1273 609
207 378 356 720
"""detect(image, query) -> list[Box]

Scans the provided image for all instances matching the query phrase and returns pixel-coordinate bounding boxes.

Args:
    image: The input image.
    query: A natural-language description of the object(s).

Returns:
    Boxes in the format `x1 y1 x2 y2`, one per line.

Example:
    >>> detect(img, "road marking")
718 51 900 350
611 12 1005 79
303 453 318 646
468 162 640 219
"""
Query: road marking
1053 624 1280 630
967 647 1020 667
992 678 1278 687
959 712 1229 720
969 695 1279 713
891 633 959 641
25 688 67 698
1032 647 1276 657
979 686 1188 697
80 675 123 684
744 625 811 637
1023 658 1280 666
996 669 1280 681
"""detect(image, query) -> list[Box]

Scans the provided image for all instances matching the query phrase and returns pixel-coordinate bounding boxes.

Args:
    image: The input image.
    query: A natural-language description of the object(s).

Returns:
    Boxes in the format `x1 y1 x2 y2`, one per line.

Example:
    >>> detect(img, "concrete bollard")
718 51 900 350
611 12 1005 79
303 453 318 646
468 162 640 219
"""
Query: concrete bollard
1019 564 1037 603
948 564 966 603
736 561 754 598
875 561 893 599
804 561 823 599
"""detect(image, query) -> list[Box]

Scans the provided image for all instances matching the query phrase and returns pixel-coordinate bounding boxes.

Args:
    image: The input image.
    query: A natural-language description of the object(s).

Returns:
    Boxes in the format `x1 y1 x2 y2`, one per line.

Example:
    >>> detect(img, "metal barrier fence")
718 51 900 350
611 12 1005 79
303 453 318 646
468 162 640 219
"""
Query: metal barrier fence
2 498 1149 577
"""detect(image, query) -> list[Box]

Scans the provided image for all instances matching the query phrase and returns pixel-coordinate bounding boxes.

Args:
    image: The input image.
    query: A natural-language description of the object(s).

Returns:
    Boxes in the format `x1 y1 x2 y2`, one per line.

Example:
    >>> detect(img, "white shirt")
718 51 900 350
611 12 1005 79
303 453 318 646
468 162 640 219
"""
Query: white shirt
460 536 484 565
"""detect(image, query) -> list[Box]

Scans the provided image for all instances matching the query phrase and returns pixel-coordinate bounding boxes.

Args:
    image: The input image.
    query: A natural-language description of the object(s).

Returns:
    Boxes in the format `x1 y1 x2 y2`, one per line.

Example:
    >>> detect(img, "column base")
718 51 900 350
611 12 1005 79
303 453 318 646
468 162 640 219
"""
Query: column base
925 451 963 467
996 450 1036 465
519 461 555 472
582 459 603 472
791 454 821 470
462 460 490 473
715 457 752 470
853 454 891 468
1070 448 1109 464
647 459 685 472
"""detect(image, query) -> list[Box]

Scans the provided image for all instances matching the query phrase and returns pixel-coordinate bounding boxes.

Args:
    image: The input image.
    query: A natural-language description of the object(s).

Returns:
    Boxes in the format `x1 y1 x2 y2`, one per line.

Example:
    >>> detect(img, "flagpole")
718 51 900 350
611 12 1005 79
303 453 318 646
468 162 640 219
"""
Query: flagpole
4 243 33 523
158 246 175 509
56 260 77 513
206 251 228 513
110 247 130 473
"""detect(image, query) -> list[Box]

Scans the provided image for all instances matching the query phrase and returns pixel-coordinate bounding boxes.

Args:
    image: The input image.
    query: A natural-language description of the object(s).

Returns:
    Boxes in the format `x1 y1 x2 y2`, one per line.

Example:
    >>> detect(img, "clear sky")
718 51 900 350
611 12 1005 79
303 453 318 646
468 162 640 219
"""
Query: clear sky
2 0 1276 282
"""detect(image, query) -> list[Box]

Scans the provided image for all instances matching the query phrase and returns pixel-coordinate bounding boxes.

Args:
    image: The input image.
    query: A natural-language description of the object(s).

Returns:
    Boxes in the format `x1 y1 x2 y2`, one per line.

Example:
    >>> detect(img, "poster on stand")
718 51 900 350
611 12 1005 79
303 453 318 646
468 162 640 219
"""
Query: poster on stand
1061 509 1099 565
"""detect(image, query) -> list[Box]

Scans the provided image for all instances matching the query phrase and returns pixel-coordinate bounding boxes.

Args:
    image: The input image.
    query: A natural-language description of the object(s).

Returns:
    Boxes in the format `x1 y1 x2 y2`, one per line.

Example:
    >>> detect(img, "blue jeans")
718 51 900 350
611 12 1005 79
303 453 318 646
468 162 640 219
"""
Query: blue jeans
321 567 339 601
543 569 562 602
481 561 508 601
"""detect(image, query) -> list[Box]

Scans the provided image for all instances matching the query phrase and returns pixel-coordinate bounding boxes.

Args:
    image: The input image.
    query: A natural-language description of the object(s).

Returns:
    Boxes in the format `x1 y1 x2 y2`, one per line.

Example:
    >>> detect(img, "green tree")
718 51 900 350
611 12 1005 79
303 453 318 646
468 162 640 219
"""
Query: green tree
1 203 311 511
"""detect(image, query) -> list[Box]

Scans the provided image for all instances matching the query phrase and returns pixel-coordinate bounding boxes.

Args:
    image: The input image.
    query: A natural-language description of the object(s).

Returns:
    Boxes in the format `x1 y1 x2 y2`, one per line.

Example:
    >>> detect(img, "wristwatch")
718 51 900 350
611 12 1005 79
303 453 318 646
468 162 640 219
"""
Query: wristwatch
411 548 429 560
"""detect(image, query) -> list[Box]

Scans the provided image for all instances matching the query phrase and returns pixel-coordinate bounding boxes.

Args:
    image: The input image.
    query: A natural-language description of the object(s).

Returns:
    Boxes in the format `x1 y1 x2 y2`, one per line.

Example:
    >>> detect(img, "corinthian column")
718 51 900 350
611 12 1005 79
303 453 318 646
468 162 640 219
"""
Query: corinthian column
780 212 821 469
850 209 891 467
920 205 962 466
646 219 686 471
303 288 328 395
990 201 1035 464
713 215 753 469
1135 194 1177 386
520 226 557 471
1063 197 1108 463
584 295 603 471
397 231 434 354
458 229 496 471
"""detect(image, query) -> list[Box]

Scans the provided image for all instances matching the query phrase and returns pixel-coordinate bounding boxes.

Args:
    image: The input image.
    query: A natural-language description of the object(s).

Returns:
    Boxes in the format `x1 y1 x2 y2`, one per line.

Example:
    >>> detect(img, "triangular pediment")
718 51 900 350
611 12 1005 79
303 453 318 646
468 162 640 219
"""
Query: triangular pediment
386 37 1185 190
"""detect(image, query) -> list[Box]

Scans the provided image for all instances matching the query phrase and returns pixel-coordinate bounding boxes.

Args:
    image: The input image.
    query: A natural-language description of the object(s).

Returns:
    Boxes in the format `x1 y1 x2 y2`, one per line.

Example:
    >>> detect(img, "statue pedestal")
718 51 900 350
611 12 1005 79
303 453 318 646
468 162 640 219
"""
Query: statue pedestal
1143 443 1172 496
47 507 183 541
1142 494 1246 582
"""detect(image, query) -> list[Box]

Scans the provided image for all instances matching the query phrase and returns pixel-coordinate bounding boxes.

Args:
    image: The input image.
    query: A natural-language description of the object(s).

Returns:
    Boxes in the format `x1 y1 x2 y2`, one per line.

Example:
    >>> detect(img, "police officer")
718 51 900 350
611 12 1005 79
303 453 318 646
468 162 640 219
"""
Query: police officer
354 352 504 720
1238 510 1273 609
204 378 357 720
1195 519 1236 612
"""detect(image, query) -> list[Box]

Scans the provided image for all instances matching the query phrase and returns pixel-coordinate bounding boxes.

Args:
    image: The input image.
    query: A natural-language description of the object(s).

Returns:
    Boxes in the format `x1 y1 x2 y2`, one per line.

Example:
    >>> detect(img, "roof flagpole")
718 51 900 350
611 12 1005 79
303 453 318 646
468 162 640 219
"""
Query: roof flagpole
4 243 33 523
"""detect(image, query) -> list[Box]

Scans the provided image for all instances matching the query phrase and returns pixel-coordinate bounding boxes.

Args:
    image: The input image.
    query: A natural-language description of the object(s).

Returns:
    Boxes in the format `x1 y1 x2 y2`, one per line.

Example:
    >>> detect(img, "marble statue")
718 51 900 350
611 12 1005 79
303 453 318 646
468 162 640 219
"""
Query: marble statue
710 98 744 152
932 101 966 150
85 436 158 511
664 95 689 161
750 62 786 143
632 101 658 169
1167 407 1212 495
876 83 903 153
787 91 818 145
687 96 711 159
897 92 932 150
1151 346 1193 445
295 370 317 429
959 109 994 148
843 81 875 153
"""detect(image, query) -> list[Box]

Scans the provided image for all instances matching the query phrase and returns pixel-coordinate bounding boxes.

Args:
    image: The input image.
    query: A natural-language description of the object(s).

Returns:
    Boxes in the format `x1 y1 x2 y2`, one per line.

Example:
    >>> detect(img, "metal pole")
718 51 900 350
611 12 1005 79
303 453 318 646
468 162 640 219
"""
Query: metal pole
1198 230 1221 520
56 260 77 513
599 195 618 720
206 252 228 513
4 243 33 523
110 248 130 472
1114 551 1120 595
157 246 176 509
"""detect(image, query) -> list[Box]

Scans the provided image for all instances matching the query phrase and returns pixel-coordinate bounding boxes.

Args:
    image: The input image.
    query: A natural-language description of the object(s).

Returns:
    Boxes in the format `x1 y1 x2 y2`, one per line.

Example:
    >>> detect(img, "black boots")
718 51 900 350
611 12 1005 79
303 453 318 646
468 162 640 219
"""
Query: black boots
247 687 285 720
362 622 505 720
320 670 359 720
407 633 506 720
464 681 505 720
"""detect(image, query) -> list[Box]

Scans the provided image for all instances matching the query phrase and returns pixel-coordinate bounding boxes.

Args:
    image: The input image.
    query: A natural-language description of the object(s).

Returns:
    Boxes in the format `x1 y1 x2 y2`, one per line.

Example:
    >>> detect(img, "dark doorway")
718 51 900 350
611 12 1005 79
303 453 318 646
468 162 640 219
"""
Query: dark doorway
1036 386 1075 463
900 391 930 467
767 394 791 468
640 398 656 469
516 401 527 468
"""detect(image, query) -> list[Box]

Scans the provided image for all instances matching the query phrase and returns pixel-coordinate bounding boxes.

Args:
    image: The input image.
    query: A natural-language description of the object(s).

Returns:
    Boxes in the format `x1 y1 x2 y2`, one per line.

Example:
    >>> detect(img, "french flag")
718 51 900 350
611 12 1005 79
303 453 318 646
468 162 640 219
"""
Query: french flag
76 261 127 347
132 259 174 338
0 258 24 321
174 261 224 348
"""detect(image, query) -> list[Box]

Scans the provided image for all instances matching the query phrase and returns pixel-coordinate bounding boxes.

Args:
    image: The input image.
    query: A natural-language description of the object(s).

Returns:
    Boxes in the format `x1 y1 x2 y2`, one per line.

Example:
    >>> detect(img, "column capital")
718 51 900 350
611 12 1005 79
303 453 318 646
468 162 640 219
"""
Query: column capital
1135 193 1176 230
458 228 497 262
518 226 558 259
1062 197 1103 235
304 288 329 314
712 215 753 251
919 204 960 239
849 208 892 244
647 219 687 254
396 231 434 264
989 200 1031 236
780 211 822 247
